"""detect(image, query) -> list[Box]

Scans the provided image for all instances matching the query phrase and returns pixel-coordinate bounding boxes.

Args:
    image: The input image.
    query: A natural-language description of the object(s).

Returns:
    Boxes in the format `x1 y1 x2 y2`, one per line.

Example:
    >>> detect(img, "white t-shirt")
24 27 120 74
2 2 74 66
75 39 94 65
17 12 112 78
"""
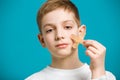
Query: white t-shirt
25 63 116 80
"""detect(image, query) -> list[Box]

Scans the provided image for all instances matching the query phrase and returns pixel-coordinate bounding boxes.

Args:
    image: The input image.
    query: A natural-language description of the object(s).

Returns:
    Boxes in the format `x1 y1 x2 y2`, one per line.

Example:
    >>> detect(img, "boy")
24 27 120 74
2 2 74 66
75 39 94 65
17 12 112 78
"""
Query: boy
26 0 116 80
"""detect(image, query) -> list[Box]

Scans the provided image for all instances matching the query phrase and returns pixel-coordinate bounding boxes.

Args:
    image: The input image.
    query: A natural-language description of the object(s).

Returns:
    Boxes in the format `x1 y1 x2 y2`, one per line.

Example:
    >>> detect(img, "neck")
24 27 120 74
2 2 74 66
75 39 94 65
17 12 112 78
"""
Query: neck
50 49 83 69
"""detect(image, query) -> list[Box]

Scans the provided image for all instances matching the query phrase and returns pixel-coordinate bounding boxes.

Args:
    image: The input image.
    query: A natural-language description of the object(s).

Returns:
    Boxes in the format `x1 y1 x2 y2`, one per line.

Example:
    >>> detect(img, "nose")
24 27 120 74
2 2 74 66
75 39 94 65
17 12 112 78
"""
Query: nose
55 28 64 41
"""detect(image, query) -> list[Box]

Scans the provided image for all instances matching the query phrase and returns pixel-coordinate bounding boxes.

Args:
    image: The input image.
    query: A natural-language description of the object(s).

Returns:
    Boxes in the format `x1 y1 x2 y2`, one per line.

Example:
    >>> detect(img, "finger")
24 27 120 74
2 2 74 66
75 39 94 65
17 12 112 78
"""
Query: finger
86 49 95 58
83 40 104 50
88 46 100 54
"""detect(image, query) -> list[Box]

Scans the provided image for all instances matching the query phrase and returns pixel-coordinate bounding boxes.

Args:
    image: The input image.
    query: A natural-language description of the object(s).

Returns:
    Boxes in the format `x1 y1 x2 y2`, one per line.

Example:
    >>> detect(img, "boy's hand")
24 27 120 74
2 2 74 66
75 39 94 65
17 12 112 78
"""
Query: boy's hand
83 40 106 79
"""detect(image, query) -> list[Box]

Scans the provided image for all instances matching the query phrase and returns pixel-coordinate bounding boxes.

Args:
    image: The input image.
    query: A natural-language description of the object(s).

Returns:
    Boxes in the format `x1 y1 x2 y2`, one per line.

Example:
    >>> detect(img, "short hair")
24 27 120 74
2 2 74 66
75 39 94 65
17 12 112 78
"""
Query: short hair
37 0 80 33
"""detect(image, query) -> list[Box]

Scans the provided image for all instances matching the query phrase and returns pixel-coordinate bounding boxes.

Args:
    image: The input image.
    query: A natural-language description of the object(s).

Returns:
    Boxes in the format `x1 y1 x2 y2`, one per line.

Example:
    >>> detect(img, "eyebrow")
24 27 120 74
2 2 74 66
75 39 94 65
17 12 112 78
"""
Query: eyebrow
43 24 55 29
43 20 75 28
63 20 75 24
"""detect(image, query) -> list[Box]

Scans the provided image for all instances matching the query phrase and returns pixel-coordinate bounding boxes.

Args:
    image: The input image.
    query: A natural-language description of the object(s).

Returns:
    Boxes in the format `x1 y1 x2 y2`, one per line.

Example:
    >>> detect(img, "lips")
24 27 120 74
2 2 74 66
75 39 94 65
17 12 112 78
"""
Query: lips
55 43 68 48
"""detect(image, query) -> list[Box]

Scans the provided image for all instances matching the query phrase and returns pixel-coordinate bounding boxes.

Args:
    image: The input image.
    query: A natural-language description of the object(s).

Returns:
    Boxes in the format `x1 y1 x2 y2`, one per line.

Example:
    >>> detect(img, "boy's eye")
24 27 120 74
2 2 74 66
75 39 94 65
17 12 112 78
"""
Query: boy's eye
65 26 72 30
46 29 53 33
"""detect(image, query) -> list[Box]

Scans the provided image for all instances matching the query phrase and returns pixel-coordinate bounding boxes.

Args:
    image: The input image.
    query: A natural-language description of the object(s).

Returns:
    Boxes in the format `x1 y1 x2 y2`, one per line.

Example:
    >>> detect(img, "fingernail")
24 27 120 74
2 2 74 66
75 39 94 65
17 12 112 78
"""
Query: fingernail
83 41 85 44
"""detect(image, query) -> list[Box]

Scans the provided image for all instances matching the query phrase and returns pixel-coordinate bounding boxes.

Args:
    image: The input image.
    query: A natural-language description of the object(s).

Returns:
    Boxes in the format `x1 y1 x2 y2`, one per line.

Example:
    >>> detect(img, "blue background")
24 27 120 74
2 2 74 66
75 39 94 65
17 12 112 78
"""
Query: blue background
0 0 120 80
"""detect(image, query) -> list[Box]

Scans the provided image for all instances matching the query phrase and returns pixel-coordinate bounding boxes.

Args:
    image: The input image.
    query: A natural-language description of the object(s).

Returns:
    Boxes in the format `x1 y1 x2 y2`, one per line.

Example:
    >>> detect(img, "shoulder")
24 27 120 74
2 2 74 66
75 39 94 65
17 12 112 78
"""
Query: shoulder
106 71 116 80
25 68 47 80
25 71 45 80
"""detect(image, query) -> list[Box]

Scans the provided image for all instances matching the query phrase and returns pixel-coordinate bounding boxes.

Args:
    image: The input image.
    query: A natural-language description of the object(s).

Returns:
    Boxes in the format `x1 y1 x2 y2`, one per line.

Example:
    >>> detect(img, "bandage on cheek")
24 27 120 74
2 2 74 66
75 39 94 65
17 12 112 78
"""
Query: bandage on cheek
71 31 86 48
71 34 83 48
70 25 86 48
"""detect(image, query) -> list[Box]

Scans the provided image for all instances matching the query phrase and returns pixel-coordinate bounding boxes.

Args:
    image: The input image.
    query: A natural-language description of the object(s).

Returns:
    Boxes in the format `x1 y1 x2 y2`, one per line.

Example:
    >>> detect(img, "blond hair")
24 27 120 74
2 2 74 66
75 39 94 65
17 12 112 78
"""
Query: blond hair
37 0 80 33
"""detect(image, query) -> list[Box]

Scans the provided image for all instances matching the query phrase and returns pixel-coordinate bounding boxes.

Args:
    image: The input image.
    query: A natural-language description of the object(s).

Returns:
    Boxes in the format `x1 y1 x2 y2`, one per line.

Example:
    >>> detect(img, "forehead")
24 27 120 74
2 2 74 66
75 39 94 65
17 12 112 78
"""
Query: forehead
42 8 76 27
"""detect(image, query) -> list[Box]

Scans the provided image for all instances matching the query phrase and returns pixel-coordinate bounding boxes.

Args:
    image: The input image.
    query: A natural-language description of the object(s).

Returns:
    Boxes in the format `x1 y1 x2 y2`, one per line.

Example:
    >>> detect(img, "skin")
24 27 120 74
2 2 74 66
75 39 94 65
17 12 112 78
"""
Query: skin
38 8 106 79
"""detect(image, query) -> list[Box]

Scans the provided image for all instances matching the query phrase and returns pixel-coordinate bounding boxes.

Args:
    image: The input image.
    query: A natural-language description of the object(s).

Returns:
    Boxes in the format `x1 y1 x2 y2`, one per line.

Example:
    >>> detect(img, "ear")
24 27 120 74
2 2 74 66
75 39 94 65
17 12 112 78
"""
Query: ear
78 25 86 39
38 34 46 47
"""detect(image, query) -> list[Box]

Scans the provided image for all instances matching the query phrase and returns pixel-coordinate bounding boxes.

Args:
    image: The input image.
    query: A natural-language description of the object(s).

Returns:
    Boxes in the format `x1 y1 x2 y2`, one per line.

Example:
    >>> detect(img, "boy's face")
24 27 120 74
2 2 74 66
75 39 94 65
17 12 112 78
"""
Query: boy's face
38 9 85 58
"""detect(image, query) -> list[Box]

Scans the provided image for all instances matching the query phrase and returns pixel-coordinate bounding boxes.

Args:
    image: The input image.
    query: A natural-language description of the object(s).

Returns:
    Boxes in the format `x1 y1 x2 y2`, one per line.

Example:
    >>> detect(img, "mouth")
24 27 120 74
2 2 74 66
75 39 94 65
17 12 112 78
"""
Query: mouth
55 43 68 49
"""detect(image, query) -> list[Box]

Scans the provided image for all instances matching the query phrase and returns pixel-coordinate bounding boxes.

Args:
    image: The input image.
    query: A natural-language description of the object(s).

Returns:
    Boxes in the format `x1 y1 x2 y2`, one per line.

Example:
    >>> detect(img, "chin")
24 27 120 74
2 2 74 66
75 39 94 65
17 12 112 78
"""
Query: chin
53 50 72 58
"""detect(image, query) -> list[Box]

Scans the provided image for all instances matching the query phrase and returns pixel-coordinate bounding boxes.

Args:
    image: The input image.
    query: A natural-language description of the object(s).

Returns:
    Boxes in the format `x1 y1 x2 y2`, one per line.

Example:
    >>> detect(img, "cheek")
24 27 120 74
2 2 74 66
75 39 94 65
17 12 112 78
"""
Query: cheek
43 35 55 46
66 27 79 36
63 30 79 43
